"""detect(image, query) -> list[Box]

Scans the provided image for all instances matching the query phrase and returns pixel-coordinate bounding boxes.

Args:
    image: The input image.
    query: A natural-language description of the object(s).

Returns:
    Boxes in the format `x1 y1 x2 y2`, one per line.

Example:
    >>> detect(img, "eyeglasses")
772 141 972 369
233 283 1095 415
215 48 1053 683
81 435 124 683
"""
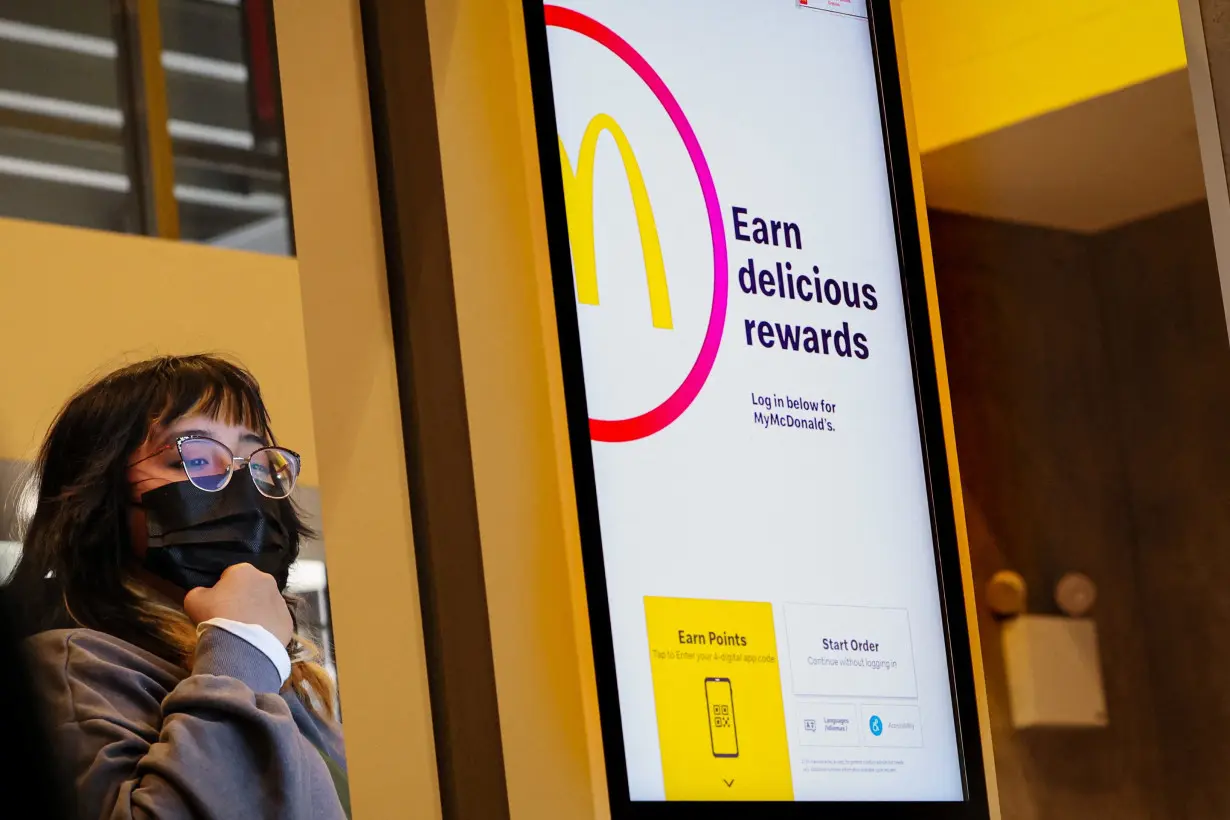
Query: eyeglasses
147 435 301 499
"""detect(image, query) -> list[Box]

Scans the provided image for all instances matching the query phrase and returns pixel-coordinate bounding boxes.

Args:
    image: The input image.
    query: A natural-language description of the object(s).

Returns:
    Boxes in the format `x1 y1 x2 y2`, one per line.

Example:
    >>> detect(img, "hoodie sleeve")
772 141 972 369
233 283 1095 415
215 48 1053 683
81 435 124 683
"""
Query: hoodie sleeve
26 628 346 820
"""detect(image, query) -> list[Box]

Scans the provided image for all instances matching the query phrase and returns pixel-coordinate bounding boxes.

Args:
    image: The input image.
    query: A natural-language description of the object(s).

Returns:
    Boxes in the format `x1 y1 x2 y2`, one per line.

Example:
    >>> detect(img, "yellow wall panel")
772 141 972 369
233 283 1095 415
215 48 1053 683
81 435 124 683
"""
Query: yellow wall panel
423 0 606 815
0 217 319 484
893 0 1000 813
274 0 442 816
903 0 1187 152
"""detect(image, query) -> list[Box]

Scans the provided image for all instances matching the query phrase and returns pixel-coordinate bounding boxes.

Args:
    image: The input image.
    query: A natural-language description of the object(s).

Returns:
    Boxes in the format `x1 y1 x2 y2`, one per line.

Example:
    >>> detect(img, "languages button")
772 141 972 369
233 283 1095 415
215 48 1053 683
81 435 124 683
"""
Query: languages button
797 702 860 747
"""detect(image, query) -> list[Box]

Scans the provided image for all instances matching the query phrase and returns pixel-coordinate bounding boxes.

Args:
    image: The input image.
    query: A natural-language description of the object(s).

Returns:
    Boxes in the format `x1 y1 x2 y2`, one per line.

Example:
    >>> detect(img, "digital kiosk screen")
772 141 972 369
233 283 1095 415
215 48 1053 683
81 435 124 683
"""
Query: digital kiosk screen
522 0 988 812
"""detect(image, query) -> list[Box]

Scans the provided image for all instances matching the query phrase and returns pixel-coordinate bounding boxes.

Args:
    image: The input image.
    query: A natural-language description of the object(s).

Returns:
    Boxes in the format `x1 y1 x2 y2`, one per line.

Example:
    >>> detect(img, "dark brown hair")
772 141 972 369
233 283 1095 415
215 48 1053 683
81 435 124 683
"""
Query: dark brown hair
8 355 334 714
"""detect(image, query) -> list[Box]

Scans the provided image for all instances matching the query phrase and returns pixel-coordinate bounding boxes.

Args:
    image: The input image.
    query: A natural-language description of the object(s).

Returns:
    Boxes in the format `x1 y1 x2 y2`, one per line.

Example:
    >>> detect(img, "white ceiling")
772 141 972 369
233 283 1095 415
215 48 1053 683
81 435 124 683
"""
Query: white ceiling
921 70 1208 233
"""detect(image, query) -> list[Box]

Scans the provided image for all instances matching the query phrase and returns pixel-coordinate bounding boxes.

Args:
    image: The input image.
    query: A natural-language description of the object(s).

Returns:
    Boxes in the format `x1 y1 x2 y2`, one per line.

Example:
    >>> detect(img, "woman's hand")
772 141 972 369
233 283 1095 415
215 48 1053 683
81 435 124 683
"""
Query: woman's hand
184 563 294 646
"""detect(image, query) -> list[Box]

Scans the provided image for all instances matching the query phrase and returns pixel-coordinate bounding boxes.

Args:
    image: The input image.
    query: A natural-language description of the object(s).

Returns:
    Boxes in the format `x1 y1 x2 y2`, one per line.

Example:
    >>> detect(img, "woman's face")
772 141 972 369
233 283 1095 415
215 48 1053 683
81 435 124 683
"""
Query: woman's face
126 414 267 559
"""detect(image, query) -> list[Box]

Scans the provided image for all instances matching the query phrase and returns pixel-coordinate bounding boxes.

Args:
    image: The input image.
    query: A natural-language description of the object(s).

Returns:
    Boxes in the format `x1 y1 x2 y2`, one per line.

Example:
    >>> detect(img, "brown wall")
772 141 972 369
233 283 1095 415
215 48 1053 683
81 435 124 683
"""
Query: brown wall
929 202 1230 819
930 210 1166 820
1093 205 1230 819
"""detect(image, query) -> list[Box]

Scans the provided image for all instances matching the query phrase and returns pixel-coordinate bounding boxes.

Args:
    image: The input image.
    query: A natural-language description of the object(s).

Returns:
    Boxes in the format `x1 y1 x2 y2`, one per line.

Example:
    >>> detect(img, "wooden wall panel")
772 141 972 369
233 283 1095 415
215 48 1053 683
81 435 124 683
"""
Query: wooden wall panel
929 210 1168 820
1093 204 1230 819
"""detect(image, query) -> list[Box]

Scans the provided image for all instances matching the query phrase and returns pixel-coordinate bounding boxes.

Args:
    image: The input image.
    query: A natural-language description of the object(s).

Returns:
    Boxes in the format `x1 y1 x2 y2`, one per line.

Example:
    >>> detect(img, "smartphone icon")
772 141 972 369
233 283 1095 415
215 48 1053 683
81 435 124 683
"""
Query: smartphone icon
705 677 739 758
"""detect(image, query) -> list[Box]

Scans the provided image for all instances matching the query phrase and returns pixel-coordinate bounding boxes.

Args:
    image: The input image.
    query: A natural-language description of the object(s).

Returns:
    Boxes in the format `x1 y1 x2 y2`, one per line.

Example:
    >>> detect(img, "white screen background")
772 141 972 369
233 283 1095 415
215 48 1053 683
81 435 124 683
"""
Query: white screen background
543 0 964 802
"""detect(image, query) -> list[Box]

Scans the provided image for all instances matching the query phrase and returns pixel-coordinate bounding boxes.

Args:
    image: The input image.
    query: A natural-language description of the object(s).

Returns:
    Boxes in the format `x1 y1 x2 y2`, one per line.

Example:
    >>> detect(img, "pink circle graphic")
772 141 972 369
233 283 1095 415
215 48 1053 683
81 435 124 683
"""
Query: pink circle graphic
546 6 728 443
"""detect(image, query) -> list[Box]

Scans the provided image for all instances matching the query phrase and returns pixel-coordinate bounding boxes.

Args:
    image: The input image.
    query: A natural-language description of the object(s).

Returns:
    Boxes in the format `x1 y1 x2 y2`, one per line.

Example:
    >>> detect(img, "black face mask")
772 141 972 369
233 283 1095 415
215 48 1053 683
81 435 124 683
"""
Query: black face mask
138 476 297 591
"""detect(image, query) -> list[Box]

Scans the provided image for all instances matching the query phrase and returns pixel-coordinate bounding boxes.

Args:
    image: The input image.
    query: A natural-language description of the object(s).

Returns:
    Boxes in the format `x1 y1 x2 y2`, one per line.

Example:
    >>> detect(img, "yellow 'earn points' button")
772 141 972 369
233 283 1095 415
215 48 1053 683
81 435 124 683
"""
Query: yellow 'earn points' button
644 597 794 801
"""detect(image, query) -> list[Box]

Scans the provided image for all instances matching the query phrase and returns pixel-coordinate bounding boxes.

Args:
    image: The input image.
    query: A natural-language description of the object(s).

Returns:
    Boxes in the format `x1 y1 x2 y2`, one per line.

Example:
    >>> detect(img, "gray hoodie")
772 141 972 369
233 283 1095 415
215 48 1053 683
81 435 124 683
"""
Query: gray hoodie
25 625 348 819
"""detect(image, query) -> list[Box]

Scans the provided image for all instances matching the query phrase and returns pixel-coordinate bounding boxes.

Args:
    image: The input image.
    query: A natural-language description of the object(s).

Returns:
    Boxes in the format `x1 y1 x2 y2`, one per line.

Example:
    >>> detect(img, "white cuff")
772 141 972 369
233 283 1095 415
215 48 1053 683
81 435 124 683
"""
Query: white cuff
198 618 292 685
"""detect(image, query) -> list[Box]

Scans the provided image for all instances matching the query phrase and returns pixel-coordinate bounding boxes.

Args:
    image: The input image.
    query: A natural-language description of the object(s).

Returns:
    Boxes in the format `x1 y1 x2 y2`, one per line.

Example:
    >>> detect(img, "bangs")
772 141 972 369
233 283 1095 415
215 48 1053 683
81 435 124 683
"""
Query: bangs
147 356 274 440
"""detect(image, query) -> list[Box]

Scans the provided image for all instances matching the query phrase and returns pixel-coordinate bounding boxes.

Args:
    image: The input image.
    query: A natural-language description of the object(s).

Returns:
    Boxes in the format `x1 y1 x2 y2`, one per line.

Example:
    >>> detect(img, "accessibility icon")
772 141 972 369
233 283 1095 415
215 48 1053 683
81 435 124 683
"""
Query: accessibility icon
869 715 884 737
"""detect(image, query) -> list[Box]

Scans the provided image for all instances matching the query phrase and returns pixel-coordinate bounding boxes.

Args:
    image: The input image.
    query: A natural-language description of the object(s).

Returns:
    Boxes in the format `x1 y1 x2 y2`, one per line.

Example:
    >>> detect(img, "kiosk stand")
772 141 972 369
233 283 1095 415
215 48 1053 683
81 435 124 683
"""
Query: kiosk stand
520 1 995 815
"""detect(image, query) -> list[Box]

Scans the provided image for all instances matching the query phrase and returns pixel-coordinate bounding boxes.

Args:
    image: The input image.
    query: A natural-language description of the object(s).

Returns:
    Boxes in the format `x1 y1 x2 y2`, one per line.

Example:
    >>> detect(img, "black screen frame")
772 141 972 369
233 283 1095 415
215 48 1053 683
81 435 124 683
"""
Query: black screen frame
519 1 991 816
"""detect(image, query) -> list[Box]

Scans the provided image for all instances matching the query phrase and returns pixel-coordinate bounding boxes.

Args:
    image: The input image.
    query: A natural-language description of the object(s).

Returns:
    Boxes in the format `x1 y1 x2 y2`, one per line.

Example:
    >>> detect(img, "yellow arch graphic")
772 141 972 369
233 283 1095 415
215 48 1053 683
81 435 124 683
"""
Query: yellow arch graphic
558 114 673 330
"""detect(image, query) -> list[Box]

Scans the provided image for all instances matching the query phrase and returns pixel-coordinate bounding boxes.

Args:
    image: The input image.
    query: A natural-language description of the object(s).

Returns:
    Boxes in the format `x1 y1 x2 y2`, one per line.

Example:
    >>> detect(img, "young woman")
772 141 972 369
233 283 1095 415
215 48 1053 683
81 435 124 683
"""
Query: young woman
7 355 350 819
